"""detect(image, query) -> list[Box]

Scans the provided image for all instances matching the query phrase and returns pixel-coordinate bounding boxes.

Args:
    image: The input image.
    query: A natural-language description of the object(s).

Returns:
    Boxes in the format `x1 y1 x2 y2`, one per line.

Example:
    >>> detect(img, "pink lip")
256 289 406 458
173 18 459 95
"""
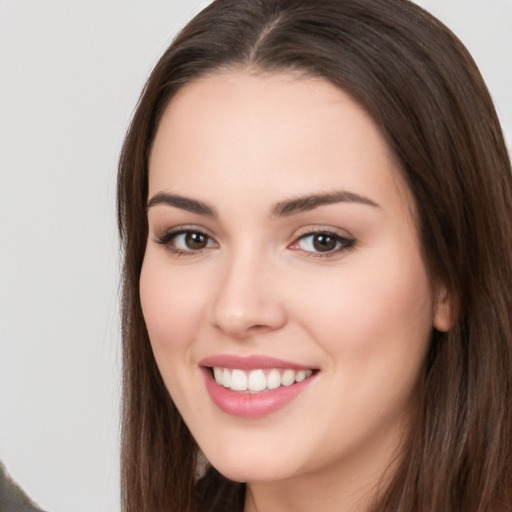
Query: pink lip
199 354 313 371
199 355 318 418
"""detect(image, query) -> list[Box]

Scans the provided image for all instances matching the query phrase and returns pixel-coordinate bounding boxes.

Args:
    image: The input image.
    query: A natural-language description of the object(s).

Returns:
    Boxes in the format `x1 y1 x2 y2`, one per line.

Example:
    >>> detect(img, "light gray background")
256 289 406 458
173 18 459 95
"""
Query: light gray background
0 1 510 511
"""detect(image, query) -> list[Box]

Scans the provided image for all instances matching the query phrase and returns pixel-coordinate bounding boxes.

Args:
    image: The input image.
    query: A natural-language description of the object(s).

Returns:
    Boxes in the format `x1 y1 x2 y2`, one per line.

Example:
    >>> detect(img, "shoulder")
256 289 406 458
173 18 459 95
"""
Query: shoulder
0 461 47 512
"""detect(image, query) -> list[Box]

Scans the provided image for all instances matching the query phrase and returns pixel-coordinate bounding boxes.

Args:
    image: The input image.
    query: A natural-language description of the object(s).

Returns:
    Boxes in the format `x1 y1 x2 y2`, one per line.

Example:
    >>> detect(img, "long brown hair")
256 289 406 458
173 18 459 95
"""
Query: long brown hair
117 1 512 510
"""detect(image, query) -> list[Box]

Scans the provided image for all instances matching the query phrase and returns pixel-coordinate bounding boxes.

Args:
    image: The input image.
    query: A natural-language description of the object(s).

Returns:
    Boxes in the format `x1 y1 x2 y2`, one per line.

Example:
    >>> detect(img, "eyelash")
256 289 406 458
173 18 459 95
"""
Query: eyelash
291 230 356 258
155 228 217 257
154 228 356 258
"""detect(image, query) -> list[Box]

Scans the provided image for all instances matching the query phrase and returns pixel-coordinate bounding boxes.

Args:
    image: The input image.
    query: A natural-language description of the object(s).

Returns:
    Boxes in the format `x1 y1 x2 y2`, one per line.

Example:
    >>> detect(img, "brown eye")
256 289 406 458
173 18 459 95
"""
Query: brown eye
292 231 356 256
185 232 209 250
156 229 217 253
312 233 338 252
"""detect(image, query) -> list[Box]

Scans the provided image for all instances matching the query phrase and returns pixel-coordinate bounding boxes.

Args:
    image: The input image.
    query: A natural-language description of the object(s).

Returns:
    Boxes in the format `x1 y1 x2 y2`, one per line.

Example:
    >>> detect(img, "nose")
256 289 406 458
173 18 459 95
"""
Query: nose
207 249 287 339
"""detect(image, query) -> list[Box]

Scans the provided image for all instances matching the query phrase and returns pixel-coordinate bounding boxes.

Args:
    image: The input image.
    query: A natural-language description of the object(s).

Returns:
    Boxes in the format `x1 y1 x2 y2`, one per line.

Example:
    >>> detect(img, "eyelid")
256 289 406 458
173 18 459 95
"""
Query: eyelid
291 224 354 240
288 226 356 257
153 225 219 254
153 223 214 240
152 224 355 258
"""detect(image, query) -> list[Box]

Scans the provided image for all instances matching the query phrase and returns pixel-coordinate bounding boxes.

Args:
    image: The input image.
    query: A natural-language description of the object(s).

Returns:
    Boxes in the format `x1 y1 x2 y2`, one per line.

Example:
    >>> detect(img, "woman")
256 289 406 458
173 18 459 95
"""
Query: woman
117 0 512 510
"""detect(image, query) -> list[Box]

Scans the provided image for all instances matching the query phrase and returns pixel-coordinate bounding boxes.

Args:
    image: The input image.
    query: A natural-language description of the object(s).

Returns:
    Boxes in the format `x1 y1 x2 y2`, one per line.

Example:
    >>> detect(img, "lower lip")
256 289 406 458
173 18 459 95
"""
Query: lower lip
202 368 316 418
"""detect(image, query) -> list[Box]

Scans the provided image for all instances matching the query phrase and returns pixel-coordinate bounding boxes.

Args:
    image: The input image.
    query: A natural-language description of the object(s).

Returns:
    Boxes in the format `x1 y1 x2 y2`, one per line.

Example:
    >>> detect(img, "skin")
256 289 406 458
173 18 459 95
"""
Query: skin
140 71 452 512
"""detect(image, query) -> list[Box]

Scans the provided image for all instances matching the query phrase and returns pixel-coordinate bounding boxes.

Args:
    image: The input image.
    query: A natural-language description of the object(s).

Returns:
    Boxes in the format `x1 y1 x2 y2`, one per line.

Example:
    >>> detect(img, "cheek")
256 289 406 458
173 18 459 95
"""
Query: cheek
139 254 206 356
298 247 434 368
139 253 214 417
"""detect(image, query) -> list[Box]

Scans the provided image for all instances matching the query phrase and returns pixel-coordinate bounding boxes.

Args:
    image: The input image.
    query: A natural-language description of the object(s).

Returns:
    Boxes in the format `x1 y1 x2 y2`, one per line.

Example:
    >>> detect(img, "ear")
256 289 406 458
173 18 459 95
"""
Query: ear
433 284 455 332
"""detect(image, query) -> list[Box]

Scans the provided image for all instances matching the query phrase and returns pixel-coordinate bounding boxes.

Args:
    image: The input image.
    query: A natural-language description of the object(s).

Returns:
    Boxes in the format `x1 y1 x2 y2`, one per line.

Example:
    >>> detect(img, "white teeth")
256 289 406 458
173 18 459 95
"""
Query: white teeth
222 368 231 388
247 369 266 392
295 370 306 382
213 367 223 384
211 367 315 392
267 369 281 390
230 369 248 391
281 369 295 386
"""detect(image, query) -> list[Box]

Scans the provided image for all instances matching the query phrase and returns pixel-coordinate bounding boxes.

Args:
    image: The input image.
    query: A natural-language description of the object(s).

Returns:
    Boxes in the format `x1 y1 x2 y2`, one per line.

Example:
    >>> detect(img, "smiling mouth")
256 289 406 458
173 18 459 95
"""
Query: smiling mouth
210 367 316 393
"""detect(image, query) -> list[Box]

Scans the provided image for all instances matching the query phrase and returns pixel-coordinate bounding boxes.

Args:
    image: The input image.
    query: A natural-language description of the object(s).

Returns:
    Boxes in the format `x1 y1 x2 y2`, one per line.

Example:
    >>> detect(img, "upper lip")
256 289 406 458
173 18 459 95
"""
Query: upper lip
199 354 315 371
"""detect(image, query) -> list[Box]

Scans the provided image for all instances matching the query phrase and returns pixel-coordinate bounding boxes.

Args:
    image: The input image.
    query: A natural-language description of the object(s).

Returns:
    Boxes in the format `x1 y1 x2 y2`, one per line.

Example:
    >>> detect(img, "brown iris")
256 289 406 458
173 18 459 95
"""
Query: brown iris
185 232 209 250
312 233 338 252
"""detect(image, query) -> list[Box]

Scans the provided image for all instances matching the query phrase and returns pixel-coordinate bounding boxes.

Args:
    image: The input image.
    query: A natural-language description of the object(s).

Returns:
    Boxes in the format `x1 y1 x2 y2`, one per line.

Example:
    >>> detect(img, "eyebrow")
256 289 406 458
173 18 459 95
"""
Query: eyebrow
271 191 380 217
147 192 217 216
147 189 380 217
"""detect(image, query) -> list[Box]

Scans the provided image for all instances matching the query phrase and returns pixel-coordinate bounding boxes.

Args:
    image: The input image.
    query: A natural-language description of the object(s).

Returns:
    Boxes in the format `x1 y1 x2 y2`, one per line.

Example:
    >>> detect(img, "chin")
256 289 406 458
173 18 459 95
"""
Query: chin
204 447 298 483
213 464 289 484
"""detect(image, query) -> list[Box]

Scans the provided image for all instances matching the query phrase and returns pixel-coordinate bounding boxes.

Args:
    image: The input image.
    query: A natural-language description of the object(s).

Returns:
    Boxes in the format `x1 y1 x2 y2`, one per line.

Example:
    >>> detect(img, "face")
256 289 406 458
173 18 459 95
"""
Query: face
141 71 450 492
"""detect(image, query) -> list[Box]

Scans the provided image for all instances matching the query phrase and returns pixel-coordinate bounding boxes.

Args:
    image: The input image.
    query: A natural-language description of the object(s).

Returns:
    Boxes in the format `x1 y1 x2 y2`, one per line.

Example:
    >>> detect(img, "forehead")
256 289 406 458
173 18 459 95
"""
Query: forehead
148 70 412 215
